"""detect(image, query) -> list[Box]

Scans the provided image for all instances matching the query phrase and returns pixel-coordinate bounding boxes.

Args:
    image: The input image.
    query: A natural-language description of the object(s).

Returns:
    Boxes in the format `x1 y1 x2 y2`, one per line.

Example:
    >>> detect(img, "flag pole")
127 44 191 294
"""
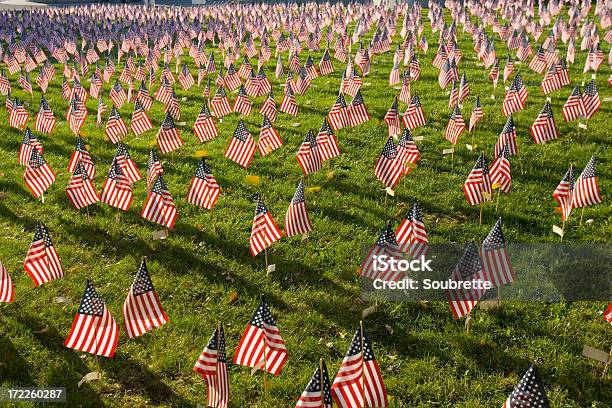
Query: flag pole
359 320 365 404
479 202 483 225
216 320 221 408
495 189 501 213
319 358 325 408
561 220 565 242
262 334 268 400
580 208 585 226
265 247 270 275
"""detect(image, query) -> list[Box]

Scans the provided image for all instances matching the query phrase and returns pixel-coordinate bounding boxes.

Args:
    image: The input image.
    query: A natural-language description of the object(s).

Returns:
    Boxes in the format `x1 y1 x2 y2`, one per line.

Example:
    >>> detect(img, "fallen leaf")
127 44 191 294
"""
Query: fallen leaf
245 175 260 186
33 327 49 334
385 324 394 335
78 371 101 387
228 291 238 303
362 304 378 318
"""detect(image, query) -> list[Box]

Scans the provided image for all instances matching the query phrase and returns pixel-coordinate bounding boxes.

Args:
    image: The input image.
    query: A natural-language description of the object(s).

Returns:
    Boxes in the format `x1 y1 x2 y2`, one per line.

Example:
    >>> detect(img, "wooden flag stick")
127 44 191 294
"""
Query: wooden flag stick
319 358 325 408
359 320 366 403
561 220 566 242
603 349 611 378
264 248 269 275
580 208 585 226
479 202 484 225
496 286 501 305
215 321 221 404
262 335 268 400
495 190 501 213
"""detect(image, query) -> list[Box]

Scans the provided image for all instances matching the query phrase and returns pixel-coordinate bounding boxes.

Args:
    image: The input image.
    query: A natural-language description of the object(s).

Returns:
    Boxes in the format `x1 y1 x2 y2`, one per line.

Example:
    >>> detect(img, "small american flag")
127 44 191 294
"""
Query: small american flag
24 148 55 199
105 106 128 144
131 99 153 136
284 180 313 238
225 120 256 169
0 261 14 303
360 221 405 282
402 94 426 130
444 105 466 145
490 143 512 194
114 143 141 184
464 153 492 206
316 117 340 161
296 130 323 176
469 96 484 132
100 159 133 211
396 128 420 175
193 103 218 143
328 93 349 130
123 258 169 339
530 101 559 144
68 136 95 180
553 166 574 222
331 325 388 408
260 91 277 123
383 98 401 137
141 174 178 229
110 79 127 109
572 156 602 208
348 90 370 127
395 201 429 259
495 115 517 157
446 242 487 319
210 87 232 118
234 295 288 376
8 98 29 130
258 115 283 157
502 364 550 408
157 113 184 154
24 223 63 286
562 86 586 122
581 79 601 119
233 85 253 116
296 359 333 408
279 82 299 117
249 195 282 256
64 280 119 358
194 325 229 408
19 128 43 166
187 158 220 210
66 161 99 210
35 96 56 135
177 64 195 90
480 218 516 287
375 137 403 190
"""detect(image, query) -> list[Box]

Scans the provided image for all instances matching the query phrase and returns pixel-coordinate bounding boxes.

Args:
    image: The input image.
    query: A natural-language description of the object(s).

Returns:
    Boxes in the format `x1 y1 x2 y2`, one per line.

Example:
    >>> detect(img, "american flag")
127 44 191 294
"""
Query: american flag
233 85 253 116
604 302 612 324
66 161 99 209
0 69 10 94
23 223 63 286
395 201 429 259
444 105 466 145
19 128 43 166
100 159 133 211
399 70 411 104
296 130 323 176
61 76 71 100
402 94 426 130
165 89 181 121
480 218 515 287
234 295 288 376
553 166 574 222
155 77 173 106
178 64 195 90
581 80 601 119
35 96 56 135
141 174 177 229
316 117 340 161
446 242 487 319
96 97 107 127
464 153 492 206
409 55 421 81
572 156 602 208
210 87 232 118
225 65 242 90
383 98 401 137
64 280 119 358
495 115 517 157
530 102 559 144
360 221 404 282
67 133 94 176
8 98 29 130
540 65 562 95
469 96 484 132
502 364 550 408
123 258 169 339
131 99 153 136
24 148 55 199
490 143 512 194
448 81 459 109
0 261 14 303
331 325 388 408
319 48 334 75
249 195 282 256
147 148 164 189
489 59 499 90
562 86 586 122
194 325 229 408
396 128 420 175
19 70 32 96
528 47 547 73
225 119 256 169
458 72 470 102
115 143 141 184
136 81 153 111
187 158 220 210
284 180 313 238
157 113 184 154
258 115 283 157
104 104 128 143
503 56 514 83
110 79 127 109
193 103 218 143
348 90 370 126
375 137 402 190
328 93 349 130
260 91 277 123
279 82 299 117
296 359 333 408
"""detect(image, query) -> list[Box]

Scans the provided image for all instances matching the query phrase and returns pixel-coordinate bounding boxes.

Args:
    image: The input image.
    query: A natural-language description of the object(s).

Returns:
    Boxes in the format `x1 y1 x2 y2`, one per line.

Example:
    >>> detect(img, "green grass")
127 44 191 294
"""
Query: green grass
0 6 611 408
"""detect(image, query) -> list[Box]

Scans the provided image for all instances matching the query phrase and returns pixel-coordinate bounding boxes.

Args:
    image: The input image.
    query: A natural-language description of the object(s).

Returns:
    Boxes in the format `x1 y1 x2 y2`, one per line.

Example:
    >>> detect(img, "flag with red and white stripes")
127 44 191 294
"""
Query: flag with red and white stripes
553 166 574 222
249 196 282 256
502 364 550 408
284 180 313 238
348 91 370 126
490 143 512 194
123 258 169 339
444 105 466 145
106 106 128 144
131 99 153 136
360 221 405 282
68 136 95 179
581 79 601 120
24 148 55 199
19 128 43 166
100 159 133 211
225 119 256 169
157 113 184 154
234 296 288 376
115 143 141 184
464 153 492 206
296 360 333 408
446 242 487 319
210 87 232 118
375 137 403 190
193 103 218 143
562 86 586 122
64 280 118 358
194 325 229 408
66 162 100 209
395 201 429 259
572 156 602 208
402 94 426 130
258 116 283 157
469 96 484 132
187 158 220 210
35 96 56 135
296 130 323 176
331 325 388 408
383 98 401 137
141 175 178 229
480 218 515 288
530 101 559 144
0 261 14 303
23 223 63 286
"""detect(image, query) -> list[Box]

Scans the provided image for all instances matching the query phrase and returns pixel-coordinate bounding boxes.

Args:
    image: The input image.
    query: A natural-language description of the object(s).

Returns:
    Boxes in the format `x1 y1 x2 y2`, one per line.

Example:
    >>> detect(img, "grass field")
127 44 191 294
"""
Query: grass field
0 5 611 408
